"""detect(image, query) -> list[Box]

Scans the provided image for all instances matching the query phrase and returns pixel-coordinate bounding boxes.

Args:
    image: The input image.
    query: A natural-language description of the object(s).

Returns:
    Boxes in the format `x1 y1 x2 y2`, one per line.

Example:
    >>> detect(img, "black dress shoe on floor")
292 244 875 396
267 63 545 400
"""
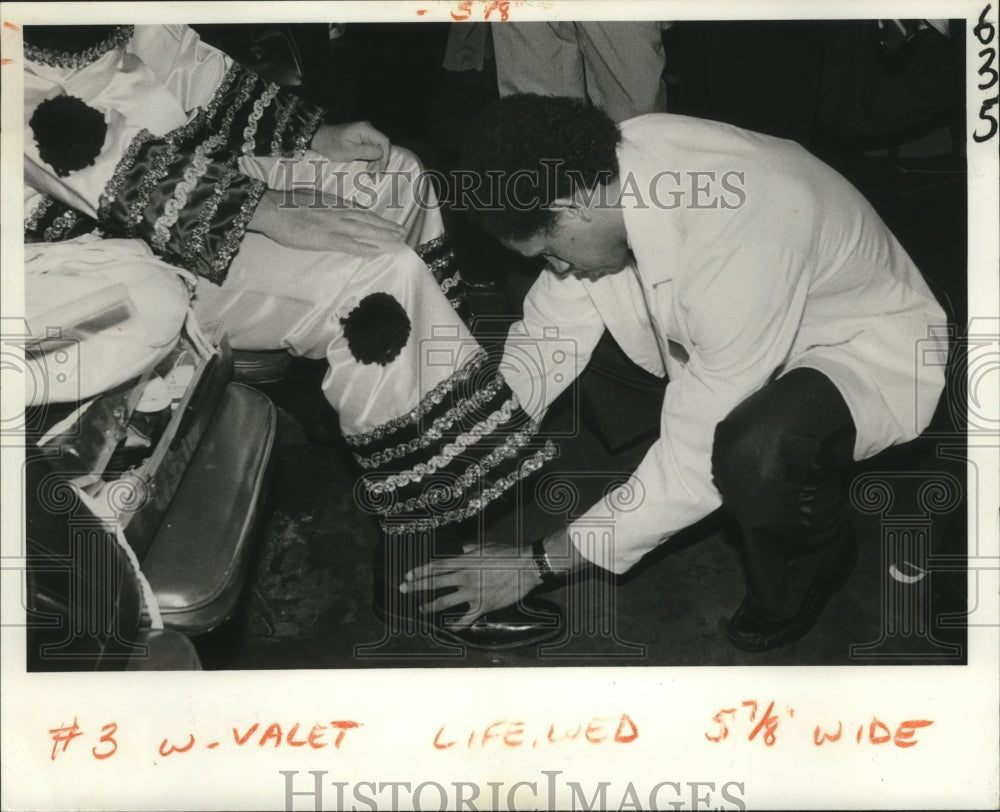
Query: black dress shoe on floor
374 596 565 650
726 538 858 652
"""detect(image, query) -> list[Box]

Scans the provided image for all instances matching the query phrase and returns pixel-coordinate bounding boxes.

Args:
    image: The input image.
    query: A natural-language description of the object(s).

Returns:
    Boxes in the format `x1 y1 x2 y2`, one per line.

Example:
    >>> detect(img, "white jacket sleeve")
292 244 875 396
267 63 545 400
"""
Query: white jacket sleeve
502 269 606 422
569 242 813 573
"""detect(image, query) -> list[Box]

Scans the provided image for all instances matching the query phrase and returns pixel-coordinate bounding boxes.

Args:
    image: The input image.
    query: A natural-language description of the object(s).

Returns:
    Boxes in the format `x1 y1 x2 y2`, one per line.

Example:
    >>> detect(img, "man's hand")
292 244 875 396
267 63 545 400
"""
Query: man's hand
401 528 582 628
311 121 391 173
400 541 544 629
248 188 405 256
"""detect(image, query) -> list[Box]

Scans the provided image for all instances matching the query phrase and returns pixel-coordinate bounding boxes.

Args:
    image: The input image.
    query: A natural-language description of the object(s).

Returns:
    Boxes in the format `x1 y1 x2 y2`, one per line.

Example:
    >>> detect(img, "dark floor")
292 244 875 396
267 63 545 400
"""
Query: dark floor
194 27 970 670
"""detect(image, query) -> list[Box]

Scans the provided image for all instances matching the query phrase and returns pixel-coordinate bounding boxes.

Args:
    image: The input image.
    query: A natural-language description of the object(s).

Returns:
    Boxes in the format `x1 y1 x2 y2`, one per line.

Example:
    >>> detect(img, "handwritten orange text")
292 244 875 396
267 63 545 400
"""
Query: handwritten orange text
483 0 511 21
434 713 638 749
705 700 933 750
450 1 472 20
47 719 363 761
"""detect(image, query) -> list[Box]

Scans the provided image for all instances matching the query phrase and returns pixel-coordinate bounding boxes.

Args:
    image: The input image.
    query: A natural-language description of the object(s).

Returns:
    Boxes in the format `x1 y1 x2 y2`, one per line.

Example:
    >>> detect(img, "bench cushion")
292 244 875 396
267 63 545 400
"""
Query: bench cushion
143 383 276 633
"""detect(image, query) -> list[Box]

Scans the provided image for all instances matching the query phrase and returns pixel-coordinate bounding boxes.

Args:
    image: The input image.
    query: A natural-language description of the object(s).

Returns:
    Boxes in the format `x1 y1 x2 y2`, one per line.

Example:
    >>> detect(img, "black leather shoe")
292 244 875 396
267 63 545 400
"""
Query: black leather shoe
374 596 565 650
726 537 858 652
372 534 564 650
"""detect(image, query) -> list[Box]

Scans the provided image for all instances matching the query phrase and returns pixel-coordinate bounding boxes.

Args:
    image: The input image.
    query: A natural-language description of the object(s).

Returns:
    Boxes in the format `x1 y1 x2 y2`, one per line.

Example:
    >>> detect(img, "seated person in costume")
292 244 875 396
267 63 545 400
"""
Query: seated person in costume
23 25 560 648
403 94 948 651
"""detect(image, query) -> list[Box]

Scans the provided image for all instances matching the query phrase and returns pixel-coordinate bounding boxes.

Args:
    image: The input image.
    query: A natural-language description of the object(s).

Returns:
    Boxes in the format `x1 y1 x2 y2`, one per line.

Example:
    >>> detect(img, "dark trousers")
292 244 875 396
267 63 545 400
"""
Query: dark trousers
711 368 858 621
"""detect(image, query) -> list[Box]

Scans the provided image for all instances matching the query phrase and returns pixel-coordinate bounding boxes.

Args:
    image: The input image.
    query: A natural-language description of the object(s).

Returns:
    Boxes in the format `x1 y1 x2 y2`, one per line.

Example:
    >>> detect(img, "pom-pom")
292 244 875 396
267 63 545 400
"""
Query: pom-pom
340 292 411 366
30 95 107 178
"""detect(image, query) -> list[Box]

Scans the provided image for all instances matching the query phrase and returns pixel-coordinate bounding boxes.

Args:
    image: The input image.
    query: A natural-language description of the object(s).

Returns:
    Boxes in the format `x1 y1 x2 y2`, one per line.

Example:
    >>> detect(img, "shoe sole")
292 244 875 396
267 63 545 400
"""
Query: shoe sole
727 544 859 652
373 606 565 651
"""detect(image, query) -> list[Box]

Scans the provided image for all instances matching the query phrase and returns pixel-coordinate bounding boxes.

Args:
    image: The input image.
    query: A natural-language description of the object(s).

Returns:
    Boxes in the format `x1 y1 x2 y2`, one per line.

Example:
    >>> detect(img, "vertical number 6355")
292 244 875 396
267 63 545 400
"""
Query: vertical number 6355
973 4 999 143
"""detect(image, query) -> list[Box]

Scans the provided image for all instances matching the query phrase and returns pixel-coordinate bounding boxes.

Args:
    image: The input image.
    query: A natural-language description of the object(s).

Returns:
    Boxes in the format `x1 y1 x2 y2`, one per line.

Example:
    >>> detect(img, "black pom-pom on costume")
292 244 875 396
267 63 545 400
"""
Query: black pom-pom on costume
341 292 412 366
30 95 108 178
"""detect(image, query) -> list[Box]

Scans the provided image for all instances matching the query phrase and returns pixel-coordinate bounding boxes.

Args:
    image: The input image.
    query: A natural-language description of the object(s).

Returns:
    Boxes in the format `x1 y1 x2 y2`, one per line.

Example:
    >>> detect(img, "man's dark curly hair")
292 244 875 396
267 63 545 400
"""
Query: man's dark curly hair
456 94 621 242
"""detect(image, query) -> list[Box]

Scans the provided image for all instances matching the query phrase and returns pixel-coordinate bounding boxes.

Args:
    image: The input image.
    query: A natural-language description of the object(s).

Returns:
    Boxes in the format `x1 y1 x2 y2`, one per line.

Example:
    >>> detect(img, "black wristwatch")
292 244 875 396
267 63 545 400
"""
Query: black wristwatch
531 537 562 585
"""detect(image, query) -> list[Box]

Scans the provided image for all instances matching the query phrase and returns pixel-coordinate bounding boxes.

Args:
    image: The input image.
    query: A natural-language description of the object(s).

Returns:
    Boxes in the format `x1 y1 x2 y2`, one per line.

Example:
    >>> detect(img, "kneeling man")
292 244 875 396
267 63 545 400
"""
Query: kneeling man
404 95 947 651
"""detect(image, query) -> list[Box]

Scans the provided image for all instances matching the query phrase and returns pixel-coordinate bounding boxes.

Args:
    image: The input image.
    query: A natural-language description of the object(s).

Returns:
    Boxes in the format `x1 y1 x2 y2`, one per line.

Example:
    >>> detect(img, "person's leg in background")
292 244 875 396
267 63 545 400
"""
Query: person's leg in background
491 21 587 102
575 21 667 122
492 21 667 122
711 367 858 651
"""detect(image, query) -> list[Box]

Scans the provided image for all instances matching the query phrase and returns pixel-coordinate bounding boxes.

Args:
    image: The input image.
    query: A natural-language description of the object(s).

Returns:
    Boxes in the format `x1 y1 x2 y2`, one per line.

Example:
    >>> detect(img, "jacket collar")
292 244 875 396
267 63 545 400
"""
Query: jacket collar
622 201 675 287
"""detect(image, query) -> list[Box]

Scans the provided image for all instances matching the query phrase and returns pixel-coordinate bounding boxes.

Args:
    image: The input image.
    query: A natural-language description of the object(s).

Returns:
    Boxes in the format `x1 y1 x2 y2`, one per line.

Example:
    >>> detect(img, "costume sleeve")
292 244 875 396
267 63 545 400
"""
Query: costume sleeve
24 89 266 285
200 63 326 159
501 269 606 422
24 193 100 243
92 126 268 286
129 24 233 112
131 24 327 159
568 243 812 573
